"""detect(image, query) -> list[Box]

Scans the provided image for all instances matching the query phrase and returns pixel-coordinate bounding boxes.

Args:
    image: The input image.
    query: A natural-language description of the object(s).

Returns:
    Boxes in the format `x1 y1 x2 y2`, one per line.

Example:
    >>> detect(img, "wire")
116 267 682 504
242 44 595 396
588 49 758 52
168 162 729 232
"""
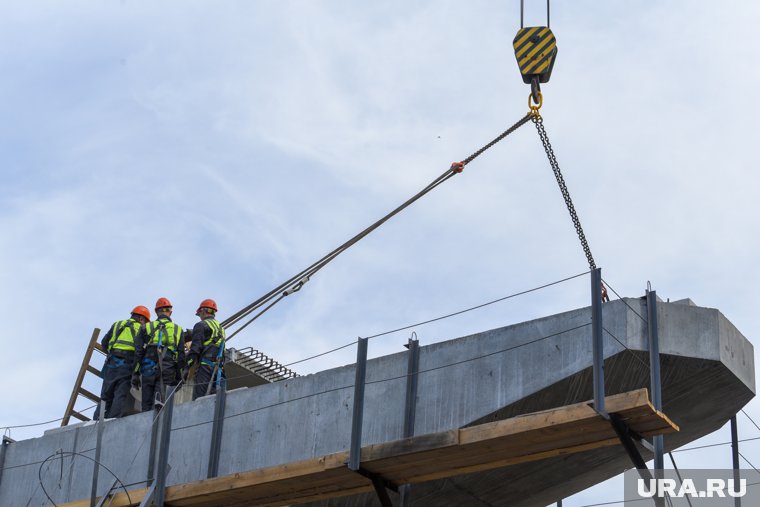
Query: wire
1 404 97 432
363 271 590 341
285 271 588 368
601 326 651 372
739 451 760 477
365 322 592 386
37 450 131 507
743 409 760 433
671 435 760 453
600 278 647 324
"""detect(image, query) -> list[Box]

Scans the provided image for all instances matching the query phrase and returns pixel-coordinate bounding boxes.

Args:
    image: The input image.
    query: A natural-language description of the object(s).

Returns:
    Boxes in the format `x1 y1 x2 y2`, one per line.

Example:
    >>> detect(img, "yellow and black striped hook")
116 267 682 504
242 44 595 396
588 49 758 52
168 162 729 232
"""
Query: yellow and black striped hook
515 0 557 107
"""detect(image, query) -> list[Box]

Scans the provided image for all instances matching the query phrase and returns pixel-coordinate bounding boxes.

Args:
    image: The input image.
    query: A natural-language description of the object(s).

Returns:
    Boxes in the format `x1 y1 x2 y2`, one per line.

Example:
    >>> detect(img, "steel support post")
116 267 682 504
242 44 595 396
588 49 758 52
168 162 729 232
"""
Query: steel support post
348 337 369 471
400 337 420 507
154 387 176 507
557 501 562 507
90 400 106 507
731 416 742 507
0 435 15 487
207 377 227 479
147 409 160 486
646 289 664 471
591 267 605 414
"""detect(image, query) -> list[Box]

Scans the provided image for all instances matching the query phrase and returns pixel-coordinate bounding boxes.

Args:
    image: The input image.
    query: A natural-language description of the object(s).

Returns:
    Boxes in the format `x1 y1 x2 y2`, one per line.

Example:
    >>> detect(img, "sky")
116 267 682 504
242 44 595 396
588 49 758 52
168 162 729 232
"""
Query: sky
1 1 759 505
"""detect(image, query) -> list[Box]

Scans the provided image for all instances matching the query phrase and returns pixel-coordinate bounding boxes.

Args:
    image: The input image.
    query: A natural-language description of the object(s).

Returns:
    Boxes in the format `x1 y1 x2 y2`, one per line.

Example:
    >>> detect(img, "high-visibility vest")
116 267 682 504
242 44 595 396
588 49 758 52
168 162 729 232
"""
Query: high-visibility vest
107 318 141 353
202 318 225 350
145 317 182 354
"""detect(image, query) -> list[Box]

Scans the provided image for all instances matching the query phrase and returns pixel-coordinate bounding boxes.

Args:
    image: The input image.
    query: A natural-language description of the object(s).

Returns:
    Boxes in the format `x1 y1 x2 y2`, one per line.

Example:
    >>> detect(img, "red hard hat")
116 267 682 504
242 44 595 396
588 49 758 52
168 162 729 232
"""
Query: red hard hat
155 297 172 310
131 305 151 321
196 298 218 314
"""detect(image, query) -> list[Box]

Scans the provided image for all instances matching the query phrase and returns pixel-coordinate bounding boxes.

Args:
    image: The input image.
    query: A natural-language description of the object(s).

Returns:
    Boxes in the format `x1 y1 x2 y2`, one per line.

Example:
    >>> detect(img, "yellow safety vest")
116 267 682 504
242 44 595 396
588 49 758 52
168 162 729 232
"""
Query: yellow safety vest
107 318 141 353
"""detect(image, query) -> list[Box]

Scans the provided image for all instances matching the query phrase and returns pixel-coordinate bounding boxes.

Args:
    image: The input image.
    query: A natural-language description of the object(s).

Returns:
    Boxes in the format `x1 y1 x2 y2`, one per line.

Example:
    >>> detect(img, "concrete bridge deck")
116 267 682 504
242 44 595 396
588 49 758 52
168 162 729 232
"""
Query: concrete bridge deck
0 297 754 506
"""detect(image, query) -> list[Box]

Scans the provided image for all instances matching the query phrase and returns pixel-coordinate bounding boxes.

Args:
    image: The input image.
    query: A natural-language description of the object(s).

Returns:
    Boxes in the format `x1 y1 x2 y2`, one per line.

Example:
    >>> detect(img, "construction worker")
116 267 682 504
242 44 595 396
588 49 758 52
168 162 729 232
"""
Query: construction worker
134 297 185 411
186 299 226 400
96 305 150 419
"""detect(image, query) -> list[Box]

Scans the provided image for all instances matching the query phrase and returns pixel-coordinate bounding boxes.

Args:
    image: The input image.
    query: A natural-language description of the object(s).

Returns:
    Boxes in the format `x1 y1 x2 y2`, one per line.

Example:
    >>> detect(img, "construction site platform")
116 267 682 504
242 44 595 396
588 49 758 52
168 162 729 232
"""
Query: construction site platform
62 388 677 507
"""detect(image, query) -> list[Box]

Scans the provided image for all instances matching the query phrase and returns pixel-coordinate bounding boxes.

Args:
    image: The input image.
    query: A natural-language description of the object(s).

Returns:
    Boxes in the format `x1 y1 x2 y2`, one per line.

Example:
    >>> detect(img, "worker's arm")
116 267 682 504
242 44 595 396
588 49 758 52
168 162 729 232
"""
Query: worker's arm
186 321 206 366
100 323 114 351
133 325 148 370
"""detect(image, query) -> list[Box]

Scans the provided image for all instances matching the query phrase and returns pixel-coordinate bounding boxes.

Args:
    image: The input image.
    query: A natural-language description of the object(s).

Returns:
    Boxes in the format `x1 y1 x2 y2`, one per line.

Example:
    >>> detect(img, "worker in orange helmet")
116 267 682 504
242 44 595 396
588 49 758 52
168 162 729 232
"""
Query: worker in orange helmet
186 299 226 400
95 305 150 419
133 298 186 411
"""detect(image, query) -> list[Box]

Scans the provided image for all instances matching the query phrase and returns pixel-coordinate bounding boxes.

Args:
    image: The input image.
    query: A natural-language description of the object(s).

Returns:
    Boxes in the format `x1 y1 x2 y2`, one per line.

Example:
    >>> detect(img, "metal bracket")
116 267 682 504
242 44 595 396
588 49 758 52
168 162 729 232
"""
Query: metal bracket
609 413 665 507
137 464 172 507
356 468 397 507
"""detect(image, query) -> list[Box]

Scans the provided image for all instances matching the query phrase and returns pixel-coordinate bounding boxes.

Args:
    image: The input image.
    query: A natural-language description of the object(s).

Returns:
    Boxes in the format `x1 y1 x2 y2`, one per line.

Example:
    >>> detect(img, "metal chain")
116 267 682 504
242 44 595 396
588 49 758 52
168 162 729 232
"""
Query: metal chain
531 112 596 270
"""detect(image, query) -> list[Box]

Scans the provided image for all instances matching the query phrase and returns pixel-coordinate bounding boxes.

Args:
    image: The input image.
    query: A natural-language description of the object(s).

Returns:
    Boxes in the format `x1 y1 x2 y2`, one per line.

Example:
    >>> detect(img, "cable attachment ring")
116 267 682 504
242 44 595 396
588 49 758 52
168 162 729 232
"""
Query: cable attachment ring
529 91 543 116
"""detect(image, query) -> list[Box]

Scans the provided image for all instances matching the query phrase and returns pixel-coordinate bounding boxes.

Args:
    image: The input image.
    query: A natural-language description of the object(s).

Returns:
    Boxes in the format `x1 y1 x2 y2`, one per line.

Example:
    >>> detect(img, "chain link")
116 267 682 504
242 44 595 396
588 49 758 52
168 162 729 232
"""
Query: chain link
531 113 596 270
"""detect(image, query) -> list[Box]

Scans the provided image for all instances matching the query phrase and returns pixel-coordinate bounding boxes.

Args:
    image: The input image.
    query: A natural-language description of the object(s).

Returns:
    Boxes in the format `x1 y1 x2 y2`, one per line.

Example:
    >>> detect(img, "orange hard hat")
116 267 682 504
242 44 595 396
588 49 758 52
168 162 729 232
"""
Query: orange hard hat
196 298 218 315
155 297 172 310
131 305 151 321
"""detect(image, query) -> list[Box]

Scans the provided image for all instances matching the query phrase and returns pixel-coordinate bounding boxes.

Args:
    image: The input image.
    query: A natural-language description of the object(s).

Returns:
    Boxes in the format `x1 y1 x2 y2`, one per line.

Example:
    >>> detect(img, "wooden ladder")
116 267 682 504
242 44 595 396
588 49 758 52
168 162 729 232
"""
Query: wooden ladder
61 328 105 426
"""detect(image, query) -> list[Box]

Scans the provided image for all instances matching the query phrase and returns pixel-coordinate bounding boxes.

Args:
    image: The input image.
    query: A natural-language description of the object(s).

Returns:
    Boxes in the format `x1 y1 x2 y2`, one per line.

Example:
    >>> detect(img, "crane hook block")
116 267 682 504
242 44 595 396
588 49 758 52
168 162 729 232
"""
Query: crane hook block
513 27 557 85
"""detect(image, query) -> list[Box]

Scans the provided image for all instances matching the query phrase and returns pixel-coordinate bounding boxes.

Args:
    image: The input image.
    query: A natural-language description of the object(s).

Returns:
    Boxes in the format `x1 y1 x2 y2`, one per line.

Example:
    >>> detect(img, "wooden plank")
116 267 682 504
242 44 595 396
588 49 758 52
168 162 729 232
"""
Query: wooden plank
86 365 103 378
59 388 678 507
78 387 101 403
70 411 90 423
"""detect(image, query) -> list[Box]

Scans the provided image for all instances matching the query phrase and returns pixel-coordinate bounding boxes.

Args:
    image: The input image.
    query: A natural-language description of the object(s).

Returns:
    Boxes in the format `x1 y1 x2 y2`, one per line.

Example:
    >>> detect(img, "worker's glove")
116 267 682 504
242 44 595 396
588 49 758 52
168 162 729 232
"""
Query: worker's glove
131 372 141 389
186 353 198 368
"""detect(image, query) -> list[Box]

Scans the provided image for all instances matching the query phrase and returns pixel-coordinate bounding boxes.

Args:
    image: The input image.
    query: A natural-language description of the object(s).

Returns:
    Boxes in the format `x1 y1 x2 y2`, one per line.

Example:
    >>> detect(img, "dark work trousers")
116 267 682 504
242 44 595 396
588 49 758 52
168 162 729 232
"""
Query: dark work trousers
141 363 179 411
96 355 134 419
192 363 223 400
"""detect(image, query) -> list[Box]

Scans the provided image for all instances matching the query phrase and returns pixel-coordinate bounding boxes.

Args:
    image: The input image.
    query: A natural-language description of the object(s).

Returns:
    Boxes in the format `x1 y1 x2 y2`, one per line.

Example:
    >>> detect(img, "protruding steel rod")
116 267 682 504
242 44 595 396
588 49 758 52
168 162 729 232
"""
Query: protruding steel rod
348 337 369 471
591 268 605 413
646 288 664 471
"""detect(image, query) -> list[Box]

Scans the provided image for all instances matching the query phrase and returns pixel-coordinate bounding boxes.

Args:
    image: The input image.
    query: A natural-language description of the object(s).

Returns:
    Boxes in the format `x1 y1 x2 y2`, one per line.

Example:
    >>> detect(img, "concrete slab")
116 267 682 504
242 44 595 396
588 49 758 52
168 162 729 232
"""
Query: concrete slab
0 298 753 506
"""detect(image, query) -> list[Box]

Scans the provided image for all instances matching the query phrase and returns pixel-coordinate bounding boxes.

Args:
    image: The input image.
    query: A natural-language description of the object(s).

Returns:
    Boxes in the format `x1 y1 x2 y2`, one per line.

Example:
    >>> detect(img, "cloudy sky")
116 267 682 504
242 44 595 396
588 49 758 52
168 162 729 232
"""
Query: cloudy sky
2 1 759 505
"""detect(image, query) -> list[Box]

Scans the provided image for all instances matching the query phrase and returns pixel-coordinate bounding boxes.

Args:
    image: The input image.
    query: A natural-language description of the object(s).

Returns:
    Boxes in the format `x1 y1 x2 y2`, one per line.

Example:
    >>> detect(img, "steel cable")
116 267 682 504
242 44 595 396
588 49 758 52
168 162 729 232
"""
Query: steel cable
221 113 533 338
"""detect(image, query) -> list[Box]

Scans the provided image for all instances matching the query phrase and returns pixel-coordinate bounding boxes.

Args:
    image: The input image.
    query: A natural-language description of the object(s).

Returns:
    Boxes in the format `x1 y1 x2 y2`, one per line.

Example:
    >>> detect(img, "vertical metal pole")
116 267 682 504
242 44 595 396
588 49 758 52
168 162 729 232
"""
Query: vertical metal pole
147 409 160 486
207 377 227 478
520 0 524 28
90 400 106 507
0 435 15 486
348 337 368 471
557 501 562 507
646 289 664 471
731 416 742 507
155 387 175 507
400 336 421 507
591 267 605 414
